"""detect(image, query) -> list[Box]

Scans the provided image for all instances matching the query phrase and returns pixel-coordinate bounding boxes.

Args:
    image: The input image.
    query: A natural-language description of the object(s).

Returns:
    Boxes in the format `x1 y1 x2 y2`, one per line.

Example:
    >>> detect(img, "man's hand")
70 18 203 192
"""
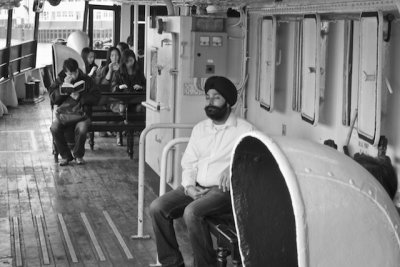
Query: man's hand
64 75 73 84
185 186 210 200
219 172 230 192
70 91 80 100
133 84 142 91
119 84 128 90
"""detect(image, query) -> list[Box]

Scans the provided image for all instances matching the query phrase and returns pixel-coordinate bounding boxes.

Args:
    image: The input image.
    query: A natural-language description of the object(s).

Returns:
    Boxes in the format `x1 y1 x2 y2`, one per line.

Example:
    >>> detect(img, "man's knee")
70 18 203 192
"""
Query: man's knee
149 197 163 218
183 205 199 226
50 121 61 134
75 120 90 135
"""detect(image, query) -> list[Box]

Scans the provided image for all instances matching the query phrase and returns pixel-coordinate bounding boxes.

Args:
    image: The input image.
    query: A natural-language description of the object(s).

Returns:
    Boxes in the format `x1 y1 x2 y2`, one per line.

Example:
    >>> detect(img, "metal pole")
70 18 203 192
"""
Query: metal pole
149 137 189 267
133 4 138 55
131 123 194 239
144 5 149 76
159 137 190 196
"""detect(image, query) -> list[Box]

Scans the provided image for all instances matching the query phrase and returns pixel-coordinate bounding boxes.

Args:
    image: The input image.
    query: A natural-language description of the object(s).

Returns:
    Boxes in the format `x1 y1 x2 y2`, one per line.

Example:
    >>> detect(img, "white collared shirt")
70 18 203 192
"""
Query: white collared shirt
181 112 254 188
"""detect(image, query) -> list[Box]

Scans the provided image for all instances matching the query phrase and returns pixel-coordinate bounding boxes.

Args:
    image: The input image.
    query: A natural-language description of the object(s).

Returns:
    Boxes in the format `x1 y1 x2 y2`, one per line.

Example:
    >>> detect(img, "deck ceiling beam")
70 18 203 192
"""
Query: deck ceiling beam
114 0 400 14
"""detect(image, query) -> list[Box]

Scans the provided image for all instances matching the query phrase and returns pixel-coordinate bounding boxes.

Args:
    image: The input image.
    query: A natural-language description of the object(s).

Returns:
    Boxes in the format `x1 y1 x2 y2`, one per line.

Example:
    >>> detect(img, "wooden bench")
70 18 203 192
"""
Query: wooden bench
49 90 146 161
88 91 146 159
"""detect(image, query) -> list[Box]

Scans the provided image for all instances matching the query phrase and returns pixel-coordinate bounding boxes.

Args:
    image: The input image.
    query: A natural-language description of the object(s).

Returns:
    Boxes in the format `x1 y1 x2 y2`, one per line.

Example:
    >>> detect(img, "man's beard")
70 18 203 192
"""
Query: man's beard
204 103 229 121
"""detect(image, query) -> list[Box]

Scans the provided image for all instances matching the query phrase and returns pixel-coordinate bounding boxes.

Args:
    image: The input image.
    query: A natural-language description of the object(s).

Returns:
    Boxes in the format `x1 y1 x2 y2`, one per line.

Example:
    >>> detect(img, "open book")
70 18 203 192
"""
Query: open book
60 80 86 95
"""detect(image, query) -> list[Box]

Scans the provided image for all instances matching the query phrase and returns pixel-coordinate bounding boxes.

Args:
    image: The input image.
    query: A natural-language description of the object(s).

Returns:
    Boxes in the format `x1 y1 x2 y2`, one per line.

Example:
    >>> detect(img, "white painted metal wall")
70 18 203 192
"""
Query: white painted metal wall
245 13 400 193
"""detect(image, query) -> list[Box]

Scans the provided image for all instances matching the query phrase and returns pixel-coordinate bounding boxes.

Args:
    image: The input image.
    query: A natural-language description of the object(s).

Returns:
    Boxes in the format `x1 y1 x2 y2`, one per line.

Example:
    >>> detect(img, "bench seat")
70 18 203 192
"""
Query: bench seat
207 216 242 267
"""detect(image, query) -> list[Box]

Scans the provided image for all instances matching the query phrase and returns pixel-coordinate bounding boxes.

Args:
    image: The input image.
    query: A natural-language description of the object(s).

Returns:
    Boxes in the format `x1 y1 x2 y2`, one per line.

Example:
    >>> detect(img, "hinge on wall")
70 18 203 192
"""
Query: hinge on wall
169 69 178 75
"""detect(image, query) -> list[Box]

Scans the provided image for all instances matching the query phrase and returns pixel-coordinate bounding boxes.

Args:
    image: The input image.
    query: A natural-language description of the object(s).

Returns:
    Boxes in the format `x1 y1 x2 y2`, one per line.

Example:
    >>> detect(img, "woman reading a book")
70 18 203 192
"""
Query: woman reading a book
49 58 100 166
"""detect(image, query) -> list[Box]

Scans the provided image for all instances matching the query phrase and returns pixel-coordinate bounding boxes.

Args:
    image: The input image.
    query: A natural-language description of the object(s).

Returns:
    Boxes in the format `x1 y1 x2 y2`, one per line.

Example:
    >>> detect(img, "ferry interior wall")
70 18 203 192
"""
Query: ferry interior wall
138 1 400 204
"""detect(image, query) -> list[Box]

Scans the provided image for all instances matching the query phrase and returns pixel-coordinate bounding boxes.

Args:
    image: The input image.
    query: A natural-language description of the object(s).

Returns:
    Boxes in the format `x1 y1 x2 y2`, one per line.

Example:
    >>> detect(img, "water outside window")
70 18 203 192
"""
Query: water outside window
36 0 114 67
0 2 35 49
92 9 114 53
0 9 8 49
36 0 85 67
11 1 35 46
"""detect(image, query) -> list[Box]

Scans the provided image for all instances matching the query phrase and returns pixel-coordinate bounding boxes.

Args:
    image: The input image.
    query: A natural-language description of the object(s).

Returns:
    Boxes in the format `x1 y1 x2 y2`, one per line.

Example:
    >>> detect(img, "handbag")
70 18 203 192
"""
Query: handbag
56 98 87 126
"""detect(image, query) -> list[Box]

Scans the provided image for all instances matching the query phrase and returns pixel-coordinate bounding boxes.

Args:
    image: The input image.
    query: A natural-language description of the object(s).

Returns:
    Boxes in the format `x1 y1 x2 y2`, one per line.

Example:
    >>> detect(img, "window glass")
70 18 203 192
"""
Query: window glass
11 1 35 45
36 0 85 67
92 9 114 51
357 13 382 145
0 9 8 48
138 5 145 21
258 16 276 112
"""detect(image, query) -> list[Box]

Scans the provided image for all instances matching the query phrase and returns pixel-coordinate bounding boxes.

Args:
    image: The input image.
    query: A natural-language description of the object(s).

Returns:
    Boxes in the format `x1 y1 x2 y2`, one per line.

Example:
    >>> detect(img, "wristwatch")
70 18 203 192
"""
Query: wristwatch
184 185 194 196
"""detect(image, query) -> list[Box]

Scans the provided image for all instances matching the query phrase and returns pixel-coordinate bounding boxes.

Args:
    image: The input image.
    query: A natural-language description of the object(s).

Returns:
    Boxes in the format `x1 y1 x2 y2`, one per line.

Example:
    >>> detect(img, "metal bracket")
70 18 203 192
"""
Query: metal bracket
363 71 376 82
169 68 178 75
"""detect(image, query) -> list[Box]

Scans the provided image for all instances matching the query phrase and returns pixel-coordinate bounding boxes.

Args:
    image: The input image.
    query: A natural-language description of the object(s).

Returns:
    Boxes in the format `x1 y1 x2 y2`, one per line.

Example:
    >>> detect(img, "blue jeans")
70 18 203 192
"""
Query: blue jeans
50 117 90 159
150 185 232 267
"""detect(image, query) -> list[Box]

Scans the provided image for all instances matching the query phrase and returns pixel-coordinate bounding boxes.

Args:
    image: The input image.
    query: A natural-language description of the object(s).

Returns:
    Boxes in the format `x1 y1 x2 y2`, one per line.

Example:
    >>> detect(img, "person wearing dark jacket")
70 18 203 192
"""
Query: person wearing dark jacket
49 58 100 166
81 47 98 77
111 49 146 144
111 49 146 93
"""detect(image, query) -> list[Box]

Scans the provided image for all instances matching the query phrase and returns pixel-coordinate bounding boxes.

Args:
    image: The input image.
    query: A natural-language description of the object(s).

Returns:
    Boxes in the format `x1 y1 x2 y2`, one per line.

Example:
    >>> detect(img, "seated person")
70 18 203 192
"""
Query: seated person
150 76 254 267
127 35 134 50
49 58 100 166
81 47 98 77
96 46 121 88
137 45 144 74
111 49 146 95
116 42 129 54
111 49 146 144
95 46 121 138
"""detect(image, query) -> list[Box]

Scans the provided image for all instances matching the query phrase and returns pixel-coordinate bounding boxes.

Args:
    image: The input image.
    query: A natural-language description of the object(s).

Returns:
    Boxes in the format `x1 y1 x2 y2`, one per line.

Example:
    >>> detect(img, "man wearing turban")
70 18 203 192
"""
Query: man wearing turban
150 76 254 267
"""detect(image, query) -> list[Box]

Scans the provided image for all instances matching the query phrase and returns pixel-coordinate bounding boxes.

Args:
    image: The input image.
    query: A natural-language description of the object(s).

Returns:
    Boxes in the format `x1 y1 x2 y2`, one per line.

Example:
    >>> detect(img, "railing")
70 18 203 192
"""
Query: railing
0 40 37 80
159 137 190 196
131 123 194 239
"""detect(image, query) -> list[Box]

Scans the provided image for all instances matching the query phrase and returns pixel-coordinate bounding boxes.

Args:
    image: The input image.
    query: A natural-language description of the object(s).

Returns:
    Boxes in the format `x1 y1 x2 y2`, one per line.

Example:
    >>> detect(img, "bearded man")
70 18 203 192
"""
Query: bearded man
150 76 255 267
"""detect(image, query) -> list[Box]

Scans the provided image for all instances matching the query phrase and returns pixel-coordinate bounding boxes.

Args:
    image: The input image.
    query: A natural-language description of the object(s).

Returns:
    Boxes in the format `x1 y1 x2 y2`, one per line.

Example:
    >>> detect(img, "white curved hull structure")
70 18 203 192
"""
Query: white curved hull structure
230 131 400 267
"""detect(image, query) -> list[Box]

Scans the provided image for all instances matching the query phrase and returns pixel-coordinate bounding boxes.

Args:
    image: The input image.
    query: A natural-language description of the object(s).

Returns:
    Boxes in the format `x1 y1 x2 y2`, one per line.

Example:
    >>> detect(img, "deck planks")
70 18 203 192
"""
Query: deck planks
0 95 198 267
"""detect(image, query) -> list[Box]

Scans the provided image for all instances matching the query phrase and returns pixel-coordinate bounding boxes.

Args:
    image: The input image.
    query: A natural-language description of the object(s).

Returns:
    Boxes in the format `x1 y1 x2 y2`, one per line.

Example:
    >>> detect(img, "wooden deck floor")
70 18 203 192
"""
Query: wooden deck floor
0 96 195 267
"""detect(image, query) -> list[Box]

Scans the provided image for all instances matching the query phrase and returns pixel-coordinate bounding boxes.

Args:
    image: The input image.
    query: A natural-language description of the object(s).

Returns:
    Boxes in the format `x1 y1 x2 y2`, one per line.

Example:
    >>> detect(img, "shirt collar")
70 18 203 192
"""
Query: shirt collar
205 112 237 130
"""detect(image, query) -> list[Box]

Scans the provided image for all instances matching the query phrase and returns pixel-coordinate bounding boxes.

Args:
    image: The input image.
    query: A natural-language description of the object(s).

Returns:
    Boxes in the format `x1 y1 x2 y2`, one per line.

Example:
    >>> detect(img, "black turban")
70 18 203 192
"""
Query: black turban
204 76 237 106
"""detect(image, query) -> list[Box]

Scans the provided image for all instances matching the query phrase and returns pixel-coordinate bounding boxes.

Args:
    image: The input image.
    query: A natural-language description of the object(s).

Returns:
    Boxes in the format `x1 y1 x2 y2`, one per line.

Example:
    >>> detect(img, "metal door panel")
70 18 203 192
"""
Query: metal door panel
145 28 174 175
301 15 320 125
259 16 276 111
357 13 382 145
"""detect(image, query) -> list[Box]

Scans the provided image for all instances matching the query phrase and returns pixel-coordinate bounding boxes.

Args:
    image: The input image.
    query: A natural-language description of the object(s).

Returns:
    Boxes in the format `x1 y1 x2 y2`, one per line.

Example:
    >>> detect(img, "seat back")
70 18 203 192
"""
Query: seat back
42 65 54 90
52 44 86 77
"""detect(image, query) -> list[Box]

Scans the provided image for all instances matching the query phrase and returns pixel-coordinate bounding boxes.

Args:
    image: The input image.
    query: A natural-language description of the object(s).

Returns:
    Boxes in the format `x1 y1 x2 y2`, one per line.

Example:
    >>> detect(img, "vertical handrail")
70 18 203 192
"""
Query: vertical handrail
133 4 139 55
149 137 190 267
159 137 190 196
131 123 194 239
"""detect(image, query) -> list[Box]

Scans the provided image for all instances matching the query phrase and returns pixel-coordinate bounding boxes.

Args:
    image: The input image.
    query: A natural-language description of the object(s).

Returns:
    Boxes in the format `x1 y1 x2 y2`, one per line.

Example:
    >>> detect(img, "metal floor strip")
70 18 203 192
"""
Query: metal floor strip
103 211 134 260
36 215 50 265
57 213 78 263
80 212 106 261
12 217 22 267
